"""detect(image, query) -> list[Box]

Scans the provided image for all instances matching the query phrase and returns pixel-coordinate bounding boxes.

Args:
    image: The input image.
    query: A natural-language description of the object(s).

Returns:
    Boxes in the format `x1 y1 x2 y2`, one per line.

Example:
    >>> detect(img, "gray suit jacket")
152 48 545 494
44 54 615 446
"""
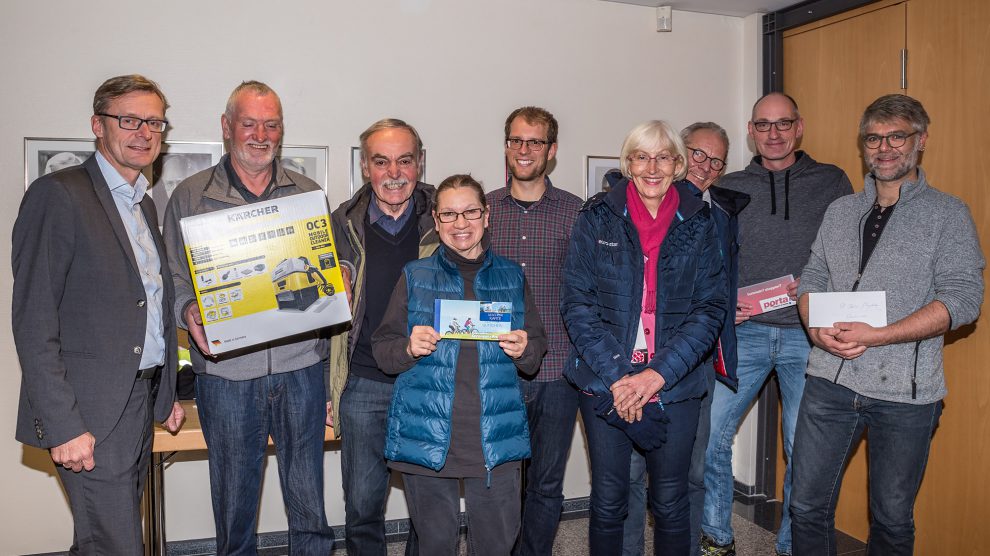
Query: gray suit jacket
12 154 177 448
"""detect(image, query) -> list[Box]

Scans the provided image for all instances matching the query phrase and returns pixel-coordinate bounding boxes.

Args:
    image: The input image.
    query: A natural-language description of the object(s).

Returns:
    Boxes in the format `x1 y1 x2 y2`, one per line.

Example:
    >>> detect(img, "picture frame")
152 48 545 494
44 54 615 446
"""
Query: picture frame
585 155 621 200
349 146 427 196
279 145 329 192
24 137 96 189
150 141 224 227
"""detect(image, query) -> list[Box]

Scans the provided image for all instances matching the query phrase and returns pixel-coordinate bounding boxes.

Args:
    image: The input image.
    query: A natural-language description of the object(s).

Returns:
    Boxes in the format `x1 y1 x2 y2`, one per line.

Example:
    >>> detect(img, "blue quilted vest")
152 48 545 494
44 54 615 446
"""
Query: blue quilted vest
384 246 530 473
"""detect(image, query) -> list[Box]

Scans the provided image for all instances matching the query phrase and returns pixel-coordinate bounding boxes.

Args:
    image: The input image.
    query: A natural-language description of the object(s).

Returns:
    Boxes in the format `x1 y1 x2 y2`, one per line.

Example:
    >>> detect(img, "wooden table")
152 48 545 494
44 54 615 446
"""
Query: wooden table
145 399 336 555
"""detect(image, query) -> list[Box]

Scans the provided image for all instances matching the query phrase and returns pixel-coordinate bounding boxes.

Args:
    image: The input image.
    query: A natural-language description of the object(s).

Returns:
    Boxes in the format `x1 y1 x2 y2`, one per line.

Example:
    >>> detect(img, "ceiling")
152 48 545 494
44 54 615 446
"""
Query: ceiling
601 0 807 17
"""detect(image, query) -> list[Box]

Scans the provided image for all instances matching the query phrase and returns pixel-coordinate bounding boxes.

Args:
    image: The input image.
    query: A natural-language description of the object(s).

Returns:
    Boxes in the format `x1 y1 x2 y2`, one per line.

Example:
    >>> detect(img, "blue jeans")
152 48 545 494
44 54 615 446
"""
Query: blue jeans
195 362 333 556
790 376 942 556
702 322 810 554
340 375 418 556
581 393 701 556
624 371 715 556
515 378 579 556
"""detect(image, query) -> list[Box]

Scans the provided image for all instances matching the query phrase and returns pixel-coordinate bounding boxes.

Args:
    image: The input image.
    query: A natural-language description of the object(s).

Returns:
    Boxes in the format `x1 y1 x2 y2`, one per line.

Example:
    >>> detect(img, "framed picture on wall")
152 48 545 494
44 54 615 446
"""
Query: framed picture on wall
24 137 96 188
149 141 224 227
279 145 329 192
585 155 620 199
350 146 427 196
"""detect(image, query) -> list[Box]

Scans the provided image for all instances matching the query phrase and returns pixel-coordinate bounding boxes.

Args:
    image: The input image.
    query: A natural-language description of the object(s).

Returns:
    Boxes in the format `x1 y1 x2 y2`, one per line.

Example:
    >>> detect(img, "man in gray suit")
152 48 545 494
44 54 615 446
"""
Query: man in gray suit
12 74 185 554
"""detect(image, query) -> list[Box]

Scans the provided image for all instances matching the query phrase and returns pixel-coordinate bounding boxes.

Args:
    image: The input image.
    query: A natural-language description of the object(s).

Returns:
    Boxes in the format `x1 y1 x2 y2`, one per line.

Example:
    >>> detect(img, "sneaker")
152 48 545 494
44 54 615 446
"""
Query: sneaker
699 534 736 556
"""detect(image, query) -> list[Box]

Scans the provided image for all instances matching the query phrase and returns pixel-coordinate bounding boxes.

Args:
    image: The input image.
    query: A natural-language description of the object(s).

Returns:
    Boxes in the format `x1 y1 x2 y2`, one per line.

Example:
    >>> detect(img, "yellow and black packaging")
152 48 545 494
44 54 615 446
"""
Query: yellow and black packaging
179 190 351 354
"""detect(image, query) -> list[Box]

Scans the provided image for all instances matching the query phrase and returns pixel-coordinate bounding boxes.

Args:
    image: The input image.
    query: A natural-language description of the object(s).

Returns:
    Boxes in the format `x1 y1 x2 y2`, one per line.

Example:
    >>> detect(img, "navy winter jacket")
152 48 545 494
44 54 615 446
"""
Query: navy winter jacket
683 181 750 390
561 178 728 404
384 247 531 472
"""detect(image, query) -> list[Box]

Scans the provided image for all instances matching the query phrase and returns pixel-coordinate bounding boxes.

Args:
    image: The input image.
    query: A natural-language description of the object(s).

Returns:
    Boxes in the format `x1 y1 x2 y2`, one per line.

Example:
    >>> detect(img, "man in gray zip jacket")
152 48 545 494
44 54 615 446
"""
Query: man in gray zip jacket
163 81 333 554
791 94 984 555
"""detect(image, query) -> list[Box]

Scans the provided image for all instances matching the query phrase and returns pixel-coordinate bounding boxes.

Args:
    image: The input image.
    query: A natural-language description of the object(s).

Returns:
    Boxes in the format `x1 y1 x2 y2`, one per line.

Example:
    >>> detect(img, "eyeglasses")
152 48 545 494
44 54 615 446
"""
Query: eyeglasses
506 138 550 151
688 147 726 171
97 113 168 133
863 131 918 149
436 208 486 223
752 119 796 133
628 152 680 168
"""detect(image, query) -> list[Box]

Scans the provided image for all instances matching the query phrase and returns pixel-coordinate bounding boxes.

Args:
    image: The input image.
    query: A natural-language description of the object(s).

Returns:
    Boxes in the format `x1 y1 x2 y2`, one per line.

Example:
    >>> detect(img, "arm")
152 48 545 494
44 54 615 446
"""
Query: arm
162 190 212 355
559 212 635 389
11 181 88 448
500 279 547 376
371 274 428 374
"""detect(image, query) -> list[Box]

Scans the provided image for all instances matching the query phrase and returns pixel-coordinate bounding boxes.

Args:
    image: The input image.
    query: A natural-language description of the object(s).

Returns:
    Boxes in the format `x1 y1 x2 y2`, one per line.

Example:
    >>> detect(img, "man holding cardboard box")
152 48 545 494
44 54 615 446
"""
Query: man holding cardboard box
163 81 334 555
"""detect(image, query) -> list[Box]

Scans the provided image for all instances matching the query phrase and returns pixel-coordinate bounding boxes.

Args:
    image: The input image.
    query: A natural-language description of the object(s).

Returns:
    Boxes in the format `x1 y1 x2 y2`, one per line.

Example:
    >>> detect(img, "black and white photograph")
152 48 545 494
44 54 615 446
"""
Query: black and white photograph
24 138 96 188
585 155 620 199
149 141 223 226
279 145 328 191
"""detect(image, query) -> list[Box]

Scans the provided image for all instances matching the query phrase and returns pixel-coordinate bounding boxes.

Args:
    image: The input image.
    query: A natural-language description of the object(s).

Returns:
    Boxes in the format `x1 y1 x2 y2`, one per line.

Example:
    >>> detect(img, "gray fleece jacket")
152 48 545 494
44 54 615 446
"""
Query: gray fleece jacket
163 155 328 381
798 168 984 403
719 152 852 327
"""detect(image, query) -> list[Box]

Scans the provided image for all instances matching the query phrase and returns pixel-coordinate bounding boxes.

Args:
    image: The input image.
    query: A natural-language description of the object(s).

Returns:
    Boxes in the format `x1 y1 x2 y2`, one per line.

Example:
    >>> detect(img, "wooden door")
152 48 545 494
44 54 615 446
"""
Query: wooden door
784 0 906 192
905 0 990 553
779 0 990 550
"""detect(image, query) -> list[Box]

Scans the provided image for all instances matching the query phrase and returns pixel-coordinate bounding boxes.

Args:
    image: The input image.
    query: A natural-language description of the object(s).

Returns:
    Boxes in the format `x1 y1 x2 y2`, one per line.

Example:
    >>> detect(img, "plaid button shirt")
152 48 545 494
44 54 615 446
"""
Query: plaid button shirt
487 179 582 381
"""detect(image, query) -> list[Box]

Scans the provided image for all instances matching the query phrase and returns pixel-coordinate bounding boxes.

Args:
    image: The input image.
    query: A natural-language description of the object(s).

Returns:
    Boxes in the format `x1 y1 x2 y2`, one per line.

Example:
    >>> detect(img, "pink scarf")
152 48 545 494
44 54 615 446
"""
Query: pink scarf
626 180 679 313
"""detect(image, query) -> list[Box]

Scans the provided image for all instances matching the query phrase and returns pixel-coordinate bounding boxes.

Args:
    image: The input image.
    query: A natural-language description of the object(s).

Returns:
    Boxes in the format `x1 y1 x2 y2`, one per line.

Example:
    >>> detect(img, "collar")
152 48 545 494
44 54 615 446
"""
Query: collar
862 167 929 207
368 191 415 225
494 176 562 205
95 150 149 205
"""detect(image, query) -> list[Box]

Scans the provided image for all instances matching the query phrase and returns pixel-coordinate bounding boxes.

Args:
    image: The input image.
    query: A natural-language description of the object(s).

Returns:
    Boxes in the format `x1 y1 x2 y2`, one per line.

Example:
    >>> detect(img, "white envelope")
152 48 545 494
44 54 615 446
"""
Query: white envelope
808 291 887 328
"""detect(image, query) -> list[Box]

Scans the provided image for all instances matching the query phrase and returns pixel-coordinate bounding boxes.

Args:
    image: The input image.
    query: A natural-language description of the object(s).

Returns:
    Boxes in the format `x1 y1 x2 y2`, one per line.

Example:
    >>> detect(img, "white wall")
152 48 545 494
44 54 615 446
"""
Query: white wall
0 1 759 552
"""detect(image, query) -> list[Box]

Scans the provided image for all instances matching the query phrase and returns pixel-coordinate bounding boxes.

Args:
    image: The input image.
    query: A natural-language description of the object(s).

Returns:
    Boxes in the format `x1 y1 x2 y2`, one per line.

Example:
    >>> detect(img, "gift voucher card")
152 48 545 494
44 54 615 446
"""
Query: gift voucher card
738 274 796 316
434 299 512 341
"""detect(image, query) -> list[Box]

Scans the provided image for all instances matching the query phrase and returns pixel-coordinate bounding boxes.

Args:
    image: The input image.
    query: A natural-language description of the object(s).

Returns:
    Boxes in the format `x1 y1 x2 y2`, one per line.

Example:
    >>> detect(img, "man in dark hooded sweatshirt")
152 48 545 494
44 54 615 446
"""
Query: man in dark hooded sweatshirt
699 92 852 556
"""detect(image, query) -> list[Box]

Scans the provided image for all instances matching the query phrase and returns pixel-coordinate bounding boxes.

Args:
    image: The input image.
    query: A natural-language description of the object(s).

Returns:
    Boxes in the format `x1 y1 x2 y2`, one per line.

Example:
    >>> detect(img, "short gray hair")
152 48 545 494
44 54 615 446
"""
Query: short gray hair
224 80 281 120
860 94 930 136
619 120 688 181
93 74 169 115
680 122 730 155
359 118 423 161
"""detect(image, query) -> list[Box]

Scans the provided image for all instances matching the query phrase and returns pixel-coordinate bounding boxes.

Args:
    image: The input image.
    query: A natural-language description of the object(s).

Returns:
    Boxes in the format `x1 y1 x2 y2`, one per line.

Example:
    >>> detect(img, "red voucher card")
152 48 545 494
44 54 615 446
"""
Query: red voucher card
737 274 795 316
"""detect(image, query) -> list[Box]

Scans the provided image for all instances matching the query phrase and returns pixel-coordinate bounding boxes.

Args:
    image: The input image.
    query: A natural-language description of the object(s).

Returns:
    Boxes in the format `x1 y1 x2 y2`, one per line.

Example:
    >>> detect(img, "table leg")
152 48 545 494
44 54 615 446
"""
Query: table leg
146 452 167 555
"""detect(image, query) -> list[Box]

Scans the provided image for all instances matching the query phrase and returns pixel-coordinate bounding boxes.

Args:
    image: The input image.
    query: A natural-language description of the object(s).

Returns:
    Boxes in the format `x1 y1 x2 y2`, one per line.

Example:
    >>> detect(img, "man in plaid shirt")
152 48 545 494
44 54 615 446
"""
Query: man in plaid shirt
487 106 583 556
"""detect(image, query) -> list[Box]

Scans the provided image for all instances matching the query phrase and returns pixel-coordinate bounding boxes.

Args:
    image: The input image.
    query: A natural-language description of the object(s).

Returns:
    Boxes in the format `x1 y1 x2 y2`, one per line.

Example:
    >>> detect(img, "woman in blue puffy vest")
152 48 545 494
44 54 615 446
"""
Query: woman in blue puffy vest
561 121 727 555
372 174 547 555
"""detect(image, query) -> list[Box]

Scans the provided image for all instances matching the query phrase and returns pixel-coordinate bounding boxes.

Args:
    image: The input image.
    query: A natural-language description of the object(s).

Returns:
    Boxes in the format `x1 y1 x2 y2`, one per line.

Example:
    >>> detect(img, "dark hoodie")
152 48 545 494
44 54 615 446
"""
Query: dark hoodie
718 151 852 327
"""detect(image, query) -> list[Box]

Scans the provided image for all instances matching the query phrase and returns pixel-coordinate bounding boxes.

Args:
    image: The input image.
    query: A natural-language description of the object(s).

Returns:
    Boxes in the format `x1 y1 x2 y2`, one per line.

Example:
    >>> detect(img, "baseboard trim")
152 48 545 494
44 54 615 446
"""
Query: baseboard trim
149 496 593 555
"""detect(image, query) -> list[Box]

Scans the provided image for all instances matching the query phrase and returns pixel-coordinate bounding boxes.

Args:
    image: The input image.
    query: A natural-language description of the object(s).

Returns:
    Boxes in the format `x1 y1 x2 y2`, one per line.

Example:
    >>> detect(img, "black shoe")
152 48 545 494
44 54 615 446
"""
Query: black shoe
699 534 736 556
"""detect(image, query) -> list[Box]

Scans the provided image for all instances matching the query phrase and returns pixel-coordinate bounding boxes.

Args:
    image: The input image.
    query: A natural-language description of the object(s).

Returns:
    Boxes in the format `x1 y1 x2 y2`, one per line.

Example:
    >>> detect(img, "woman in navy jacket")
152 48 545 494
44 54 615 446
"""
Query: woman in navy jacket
561 120 727 555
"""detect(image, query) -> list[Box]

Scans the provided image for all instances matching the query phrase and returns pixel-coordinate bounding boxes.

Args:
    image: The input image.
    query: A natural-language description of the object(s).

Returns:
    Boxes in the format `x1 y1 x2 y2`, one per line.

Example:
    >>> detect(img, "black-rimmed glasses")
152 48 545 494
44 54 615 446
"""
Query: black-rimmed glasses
506 138 550 151
688 148 726 171
863 131 918 149
752 119 796 133
436 208 486 223
97 113 169 133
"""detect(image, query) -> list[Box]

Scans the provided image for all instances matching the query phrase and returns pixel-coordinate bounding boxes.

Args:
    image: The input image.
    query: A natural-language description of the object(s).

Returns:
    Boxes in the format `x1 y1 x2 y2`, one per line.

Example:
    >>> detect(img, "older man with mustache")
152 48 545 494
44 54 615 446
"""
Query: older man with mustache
329 118 438 555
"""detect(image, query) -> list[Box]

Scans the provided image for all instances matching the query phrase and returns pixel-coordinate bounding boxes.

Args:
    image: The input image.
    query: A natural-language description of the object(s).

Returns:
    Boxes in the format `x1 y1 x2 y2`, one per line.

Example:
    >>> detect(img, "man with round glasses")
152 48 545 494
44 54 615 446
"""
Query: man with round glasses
487 106 583 556
13 74 184 554
700 92 852 556
790 94 984 554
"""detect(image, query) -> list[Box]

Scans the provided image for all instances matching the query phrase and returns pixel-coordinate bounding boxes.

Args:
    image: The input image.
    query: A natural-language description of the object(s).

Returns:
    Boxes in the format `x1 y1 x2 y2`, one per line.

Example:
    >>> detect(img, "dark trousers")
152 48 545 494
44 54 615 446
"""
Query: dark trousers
403 469 522 556
581 394 701 556
196 363 333 556
515 378 579 556
340 375 418 556
790 376 942 556
56 377 152 556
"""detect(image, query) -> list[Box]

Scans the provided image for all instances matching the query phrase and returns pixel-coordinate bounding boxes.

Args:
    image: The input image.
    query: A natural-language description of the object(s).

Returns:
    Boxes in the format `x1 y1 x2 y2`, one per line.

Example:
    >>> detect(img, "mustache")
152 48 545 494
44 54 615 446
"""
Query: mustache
382 178 409 188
